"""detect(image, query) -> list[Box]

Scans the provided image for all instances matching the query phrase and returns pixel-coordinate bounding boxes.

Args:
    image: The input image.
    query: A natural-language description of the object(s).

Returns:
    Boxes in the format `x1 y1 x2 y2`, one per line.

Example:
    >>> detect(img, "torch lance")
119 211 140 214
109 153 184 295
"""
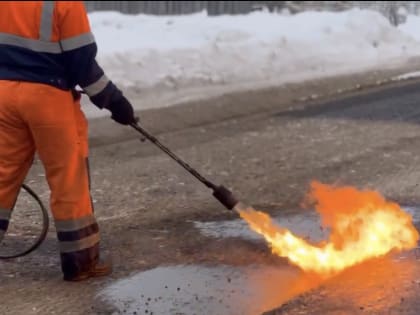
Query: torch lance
130 122 239 211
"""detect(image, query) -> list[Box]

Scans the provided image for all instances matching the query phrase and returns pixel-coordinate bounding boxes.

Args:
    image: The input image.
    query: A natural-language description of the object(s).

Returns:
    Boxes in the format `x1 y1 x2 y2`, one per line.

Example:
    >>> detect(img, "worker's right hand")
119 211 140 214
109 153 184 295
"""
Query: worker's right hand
107 96 136 125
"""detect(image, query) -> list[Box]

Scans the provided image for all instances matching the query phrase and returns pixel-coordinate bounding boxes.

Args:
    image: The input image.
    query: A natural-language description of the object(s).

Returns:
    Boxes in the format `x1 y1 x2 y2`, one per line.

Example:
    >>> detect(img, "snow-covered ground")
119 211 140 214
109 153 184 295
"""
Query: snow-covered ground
83 9 420 118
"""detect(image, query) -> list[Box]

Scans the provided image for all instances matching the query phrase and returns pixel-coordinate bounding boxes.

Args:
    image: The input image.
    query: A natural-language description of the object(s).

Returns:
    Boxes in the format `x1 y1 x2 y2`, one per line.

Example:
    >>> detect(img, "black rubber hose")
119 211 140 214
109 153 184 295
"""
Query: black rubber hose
0 184 49 259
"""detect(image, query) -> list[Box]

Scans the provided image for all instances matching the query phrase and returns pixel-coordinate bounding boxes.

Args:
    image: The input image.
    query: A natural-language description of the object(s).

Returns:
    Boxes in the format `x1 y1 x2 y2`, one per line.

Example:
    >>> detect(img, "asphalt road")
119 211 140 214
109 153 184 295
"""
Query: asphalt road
3 72 420 314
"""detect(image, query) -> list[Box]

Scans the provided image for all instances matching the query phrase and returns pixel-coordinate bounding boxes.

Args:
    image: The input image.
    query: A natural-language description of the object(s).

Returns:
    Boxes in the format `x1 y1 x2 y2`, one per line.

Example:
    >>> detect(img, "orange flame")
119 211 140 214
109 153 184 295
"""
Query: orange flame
238 181 419 276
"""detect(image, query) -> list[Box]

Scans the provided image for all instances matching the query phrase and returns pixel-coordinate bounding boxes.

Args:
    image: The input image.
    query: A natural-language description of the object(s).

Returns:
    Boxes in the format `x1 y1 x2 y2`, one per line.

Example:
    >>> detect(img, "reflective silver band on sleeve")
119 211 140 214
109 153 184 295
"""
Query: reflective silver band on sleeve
0 32 62 53
83 75 110 97
39 1 55 41
60 32 95 51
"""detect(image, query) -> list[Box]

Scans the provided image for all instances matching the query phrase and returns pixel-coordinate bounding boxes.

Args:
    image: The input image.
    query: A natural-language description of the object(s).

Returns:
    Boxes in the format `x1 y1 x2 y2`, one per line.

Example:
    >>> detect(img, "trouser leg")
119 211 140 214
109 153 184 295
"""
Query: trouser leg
0 81 35 242
19 82 99 278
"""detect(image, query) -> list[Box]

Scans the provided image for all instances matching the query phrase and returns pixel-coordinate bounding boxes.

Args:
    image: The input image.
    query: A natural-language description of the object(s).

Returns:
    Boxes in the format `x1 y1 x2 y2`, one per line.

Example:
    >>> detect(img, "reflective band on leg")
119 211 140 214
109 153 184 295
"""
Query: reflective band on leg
55 215 100 254
59 233 100 253
57 222 99 242
55 215 97 232
0 208 11 221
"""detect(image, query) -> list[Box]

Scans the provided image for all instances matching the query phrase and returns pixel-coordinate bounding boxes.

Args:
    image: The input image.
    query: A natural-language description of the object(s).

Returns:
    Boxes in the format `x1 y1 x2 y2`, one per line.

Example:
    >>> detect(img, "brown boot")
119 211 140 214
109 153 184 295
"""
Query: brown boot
64 259 113 282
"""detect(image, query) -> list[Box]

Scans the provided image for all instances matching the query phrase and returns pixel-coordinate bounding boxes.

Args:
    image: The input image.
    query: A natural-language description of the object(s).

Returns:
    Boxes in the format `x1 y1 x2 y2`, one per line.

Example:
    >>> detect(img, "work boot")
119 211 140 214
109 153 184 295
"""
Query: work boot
63 258 113 282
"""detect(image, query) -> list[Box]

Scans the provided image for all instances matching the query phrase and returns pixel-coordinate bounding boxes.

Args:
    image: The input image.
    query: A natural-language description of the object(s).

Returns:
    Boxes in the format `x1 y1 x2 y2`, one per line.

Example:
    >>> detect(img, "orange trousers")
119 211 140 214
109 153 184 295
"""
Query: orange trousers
0 80 99 278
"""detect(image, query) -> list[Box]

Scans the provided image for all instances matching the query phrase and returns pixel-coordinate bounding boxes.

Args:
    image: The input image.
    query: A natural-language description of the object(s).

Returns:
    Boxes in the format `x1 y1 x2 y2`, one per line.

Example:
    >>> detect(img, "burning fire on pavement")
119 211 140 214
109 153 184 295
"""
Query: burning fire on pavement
237 181 419 276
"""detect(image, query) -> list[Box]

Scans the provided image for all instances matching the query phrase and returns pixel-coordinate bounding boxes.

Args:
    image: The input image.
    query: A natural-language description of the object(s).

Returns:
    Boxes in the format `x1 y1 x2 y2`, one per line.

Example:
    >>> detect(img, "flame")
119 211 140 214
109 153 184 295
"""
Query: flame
238 181 419 276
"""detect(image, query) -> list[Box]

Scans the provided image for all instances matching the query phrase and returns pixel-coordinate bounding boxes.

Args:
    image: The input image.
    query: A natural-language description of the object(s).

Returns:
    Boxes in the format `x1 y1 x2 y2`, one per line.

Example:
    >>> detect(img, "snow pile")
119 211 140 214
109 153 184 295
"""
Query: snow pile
90 9 420 89
393 71 420 81
398 15 420 41
82 9 420 116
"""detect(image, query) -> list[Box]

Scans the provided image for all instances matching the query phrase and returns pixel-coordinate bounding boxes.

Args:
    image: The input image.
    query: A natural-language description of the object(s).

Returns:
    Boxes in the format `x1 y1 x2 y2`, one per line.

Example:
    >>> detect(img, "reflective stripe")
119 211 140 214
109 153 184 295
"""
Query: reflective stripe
59 233 100 253
39 1 55 41
0 32 62 53
83 75 109 96
55 215 97 232
57 223 98 242
0 209 11 221
60 32 95 51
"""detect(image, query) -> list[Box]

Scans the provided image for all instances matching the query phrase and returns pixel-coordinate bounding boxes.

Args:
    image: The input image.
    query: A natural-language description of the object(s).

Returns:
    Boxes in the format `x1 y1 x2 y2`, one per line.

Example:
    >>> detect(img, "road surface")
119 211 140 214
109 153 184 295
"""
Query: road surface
2 67 420 314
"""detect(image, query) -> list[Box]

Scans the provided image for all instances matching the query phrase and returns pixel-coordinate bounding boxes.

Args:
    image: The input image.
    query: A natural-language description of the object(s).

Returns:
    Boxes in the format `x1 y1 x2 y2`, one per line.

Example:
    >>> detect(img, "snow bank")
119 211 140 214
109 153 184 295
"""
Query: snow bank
393 71 420 81
399 15 420 41
85 9 420 115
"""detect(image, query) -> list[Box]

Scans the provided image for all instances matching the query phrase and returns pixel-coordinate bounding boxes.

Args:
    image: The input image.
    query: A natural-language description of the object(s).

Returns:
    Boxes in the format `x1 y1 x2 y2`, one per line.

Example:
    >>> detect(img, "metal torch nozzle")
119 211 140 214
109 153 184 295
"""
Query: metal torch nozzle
212 185 239 210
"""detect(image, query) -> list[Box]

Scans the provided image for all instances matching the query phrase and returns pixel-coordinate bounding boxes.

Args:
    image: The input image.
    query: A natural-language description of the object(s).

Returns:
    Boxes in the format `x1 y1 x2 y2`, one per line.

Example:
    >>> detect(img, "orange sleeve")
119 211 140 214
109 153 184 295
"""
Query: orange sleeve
55 1 91 40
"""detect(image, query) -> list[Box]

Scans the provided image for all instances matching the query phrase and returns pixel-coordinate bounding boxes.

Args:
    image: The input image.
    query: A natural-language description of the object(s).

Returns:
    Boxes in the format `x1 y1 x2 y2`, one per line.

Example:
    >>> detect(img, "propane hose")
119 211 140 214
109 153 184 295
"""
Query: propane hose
0 184 49 259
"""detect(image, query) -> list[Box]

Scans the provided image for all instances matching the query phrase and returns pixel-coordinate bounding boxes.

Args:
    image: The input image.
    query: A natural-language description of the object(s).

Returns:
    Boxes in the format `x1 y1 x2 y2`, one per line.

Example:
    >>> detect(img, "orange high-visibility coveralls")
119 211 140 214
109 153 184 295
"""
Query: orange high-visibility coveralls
0 1 122 279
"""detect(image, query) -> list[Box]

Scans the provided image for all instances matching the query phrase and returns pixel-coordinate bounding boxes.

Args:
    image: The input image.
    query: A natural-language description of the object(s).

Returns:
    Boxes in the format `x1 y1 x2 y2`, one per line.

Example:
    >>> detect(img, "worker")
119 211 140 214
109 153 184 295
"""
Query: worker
0 1 136 281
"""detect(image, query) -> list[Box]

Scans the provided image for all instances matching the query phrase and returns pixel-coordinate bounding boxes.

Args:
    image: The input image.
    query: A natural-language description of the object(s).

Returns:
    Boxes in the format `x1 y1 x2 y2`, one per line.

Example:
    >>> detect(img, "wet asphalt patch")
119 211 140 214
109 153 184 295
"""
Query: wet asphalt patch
100 206 420 315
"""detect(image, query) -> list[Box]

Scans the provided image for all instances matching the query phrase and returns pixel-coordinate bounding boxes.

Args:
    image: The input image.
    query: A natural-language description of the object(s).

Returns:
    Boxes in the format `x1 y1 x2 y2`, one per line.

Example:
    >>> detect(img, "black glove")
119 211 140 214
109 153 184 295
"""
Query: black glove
107 96 136 125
